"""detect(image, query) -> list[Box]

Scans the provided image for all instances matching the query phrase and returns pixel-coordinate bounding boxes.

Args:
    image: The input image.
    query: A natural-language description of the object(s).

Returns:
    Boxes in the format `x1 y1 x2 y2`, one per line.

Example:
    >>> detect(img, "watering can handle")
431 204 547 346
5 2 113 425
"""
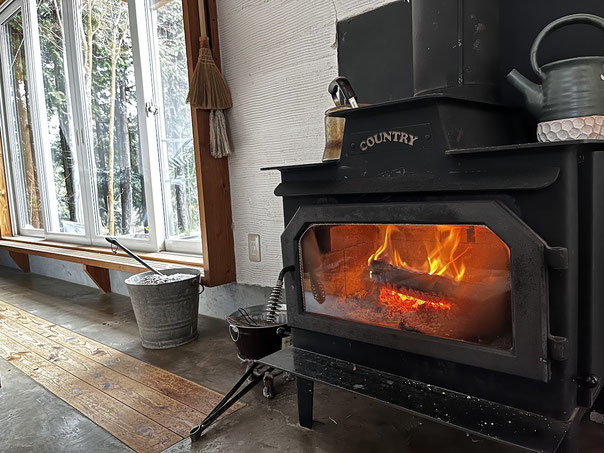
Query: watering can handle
531 13 604 79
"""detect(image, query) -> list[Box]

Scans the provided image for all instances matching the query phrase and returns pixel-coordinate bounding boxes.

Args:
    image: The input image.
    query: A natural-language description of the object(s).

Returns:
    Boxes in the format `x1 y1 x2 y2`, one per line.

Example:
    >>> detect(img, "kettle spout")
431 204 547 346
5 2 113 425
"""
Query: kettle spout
506 69 543 116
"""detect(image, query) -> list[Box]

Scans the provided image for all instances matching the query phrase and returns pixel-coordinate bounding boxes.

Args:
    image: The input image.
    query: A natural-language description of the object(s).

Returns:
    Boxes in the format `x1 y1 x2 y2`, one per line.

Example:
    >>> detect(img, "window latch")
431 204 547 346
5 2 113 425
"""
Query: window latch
145 102 159 117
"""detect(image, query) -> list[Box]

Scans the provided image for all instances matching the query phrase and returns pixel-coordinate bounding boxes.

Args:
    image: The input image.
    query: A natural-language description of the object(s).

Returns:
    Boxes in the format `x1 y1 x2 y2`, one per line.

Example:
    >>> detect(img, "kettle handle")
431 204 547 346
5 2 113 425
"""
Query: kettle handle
328 77 358 108
531 13 604 79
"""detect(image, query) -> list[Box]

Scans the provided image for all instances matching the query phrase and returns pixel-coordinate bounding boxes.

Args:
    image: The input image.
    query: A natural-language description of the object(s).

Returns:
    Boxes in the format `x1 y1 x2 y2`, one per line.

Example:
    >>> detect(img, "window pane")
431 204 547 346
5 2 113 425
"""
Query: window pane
79 0 147 238
152 0 200 242
37 0 84 234
5 11 43 230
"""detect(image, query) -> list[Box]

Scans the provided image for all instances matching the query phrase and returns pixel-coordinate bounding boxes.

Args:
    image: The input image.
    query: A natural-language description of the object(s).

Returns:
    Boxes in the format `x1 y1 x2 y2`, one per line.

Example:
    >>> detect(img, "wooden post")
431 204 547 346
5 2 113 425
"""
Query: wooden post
182 0 235 286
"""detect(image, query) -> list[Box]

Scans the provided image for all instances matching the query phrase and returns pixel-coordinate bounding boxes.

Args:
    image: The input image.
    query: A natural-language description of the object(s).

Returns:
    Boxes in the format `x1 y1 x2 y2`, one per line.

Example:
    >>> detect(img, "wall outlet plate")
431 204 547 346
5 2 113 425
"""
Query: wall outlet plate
248 234 261 262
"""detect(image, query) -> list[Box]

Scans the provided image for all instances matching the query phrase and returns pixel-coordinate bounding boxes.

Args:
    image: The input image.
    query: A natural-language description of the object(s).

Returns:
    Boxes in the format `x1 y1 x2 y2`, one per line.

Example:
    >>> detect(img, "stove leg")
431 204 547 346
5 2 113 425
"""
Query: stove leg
297 377 314 429
593 388 604 413
557 416 581 453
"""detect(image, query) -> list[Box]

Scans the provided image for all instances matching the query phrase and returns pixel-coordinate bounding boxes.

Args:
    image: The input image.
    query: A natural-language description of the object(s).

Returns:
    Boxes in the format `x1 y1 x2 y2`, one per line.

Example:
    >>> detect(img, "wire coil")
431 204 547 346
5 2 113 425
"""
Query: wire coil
265 266 295 323
265 280 284 323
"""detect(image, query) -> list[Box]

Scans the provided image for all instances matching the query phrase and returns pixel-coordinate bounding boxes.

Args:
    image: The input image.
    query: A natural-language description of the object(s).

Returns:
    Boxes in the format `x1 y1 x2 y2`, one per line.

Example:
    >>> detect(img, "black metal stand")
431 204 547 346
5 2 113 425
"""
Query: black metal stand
297 377 314 428
259 347 578 452
240 358 284 399
189 363 274 442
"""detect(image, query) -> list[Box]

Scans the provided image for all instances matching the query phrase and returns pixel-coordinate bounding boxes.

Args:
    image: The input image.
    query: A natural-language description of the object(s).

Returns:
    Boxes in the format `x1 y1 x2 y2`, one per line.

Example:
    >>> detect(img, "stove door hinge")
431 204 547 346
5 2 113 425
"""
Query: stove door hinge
548 334 569 361
545 246 568 270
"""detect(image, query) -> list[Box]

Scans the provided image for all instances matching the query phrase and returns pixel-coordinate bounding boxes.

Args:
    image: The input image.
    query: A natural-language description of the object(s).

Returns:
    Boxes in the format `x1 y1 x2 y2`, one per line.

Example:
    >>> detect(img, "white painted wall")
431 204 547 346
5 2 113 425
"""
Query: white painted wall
218 0 399 286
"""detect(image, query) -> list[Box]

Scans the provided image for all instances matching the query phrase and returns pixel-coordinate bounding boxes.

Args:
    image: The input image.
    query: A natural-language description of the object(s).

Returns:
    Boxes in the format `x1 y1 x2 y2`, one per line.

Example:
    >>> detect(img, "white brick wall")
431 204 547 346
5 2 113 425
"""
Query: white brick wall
217 0 400 286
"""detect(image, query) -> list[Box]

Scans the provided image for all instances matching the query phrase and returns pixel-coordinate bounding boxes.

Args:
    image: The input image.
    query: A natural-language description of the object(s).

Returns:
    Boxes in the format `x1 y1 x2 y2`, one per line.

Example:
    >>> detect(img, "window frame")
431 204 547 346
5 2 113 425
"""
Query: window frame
27 0 87 244
67 0 163 252
0 0 47 238
144 0 202 255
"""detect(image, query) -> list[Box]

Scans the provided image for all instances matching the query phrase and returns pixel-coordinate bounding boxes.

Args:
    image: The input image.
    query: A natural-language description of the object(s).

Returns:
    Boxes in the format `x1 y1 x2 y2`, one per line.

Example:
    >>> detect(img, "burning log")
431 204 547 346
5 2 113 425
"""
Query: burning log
369 260 458 298
369 259 511 343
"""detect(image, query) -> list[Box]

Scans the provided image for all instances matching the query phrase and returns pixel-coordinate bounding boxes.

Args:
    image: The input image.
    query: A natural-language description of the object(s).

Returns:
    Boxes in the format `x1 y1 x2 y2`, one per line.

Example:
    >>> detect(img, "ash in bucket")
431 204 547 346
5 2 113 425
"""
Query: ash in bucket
135 273 196 285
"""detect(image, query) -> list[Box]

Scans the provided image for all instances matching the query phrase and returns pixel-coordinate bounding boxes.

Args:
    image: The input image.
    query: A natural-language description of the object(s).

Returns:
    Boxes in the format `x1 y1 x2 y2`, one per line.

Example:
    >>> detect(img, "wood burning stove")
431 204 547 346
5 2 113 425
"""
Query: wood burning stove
259 95 604 452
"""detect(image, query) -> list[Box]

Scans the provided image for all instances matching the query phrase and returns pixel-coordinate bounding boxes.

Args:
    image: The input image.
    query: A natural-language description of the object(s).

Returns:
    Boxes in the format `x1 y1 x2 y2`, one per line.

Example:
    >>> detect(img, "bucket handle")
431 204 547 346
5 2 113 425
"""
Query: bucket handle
192 278 205 295
229 325 240 342
531 14 604 79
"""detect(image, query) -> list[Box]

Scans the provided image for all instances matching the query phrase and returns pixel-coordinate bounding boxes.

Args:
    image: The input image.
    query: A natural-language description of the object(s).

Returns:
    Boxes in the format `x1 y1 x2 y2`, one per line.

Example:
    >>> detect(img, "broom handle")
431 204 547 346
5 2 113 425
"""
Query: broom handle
198 0 209 44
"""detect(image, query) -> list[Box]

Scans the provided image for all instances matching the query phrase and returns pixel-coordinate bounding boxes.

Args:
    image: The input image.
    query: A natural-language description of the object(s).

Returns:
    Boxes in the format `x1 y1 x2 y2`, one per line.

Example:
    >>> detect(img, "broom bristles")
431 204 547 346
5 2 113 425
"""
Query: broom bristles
187 47 233 110
209 109 232 158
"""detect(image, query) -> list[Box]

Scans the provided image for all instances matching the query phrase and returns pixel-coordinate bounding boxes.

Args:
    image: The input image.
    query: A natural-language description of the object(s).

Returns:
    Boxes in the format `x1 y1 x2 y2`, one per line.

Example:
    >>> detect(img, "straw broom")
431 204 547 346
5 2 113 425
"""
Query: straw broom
186 0 233 158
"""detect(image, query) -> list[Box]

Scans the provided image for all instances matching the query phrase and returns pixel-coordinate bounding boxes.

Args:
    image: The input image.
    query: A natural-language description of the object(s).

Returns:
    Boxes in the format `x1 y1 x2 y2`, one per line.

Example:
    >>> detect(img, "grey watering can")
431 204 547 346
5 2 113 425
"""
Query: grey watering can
507 13 604 122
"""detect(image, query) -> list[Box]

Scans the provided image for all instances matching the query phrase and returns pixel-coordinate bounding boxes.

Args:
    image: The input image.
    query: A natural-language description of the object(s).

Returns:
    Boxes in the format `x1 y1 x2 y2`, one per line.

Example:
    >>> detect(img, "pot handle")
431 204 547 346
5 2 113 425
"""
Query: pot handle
229 325 240 342
531 13 604 79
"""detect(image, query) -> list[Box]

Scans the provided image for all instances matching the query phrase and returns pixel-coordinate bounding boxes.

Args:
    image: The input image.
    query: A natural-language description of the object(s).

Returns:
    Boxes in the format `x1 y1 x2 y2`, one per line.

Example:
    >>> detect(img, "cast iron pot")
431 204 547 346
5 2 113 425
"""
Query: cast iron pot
227 304 288 360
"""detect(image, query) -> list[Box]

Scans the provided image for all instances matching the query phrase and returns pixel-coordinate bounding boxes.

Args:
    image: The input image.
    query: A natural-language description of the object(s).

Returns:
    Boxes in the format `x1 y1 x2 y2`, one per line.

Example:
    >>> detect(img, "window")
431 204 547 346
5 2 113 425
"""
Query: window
37 0 83 235
148 0 201 252
2 8 44 234
0 0 201 253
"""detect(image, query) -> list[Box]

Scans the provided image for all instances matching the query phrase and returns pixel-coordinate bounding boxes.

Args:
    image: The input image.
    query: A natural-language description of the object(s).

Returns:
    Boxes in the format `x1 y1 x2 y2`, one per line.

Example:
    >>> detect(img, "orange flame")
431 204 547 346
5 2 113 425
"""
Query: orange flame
368 225 470 282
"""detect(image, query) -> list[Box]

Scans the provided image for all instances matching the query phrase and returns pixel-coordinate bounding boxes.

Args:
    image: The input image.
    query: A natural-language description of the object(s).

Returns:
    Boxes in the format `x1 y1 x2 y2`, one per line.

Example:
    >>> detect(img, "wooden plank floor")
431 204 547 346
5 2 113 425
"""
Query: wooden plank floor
0 300 243 453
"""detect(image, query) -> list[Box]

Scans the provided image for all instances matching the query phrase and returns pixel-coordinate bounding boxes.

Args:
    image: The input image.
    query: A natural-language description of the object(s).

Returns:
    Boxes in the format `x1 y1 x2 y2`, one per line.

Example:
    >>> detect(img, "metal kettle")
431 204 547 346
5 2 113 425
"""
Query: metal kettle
507 14 604 122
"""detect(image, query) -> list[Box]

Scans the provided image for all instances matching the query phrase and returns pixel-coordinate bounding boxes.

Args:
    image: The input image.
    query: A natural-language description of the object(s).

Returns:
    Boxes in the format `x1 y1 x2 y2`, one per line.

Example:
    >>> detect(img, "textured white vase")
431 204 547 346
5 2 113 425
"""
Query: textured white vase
537 115 604 142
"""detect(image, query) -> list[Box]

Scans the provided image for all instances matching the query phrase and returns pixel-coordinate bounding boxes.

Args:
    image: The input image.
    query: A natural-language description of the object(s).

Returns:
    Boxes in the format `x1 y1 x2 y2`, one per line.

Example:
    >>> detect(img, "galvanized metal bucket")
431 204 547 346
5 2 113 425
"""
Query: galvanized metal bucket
125 268 202 349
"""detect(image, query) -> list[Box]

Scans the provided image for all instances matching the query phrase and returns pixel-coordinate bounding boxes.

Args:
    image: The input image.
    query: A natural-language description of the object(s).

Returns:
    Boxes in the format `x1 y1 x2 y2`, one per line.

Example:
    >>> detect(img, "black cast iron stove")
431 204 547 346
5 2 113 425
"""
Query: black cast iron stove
259 94 604 452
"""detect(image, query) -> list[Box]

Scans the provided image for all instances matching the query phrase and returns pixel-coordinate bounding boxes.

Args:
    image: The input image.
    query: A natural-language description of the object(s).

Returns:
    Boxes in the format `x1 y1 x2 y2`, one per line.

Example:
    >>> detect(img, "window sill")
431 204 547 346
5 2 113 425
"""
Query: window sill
0 236 205 291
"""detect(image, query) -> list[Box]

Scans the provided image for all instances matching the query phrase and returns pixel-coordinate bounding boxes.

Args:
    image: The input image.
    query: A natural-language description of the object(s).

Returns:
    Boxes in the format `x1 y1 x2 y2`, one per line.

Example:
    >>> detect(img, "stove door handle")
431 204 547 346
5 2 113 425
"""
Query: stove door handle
547 334 568 362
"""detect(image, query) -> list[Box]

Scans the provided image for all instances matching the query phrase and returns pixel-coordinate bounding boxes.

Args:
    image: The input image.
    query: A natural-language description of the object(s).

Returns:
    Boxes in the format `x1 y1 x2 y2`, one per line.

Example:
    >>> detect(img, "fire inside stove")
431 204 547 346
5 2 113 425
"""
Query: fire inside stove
299 223 513 349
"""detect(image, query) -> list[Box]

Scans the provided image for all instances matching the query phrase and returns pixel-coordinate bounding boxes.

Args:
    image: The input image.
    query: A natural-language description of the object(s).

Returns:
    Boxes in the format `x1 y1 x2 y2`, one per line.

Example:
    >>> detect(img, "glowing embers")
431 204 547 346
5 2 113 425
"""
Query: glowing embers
379 286 452 314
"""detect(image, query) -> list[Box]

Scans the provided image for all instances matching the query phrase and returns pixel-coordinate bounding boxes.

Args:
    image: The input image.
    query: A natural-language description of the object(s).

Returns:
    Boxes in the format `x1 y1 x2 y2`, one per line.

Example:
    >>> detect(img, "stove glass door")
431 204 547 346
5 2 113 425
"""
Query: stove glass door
300 224 512 349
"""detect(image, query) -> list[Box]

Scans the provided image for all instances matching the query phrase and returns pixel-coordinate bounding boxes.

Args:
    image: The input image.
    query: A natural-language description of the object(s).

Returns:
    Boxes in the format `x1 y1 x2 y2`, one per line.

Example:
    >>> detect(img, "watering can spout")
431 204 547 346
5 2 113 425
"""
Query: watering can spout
506 69 543 116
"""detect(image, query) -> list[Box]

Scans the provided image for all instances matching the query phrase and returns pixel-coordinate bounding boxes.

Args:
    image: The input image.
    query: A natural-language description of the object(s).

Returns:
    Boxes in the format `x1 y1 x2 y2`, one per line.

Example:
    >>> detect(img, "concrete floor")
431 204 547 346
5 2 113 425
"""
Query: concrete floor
0 265 602 453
